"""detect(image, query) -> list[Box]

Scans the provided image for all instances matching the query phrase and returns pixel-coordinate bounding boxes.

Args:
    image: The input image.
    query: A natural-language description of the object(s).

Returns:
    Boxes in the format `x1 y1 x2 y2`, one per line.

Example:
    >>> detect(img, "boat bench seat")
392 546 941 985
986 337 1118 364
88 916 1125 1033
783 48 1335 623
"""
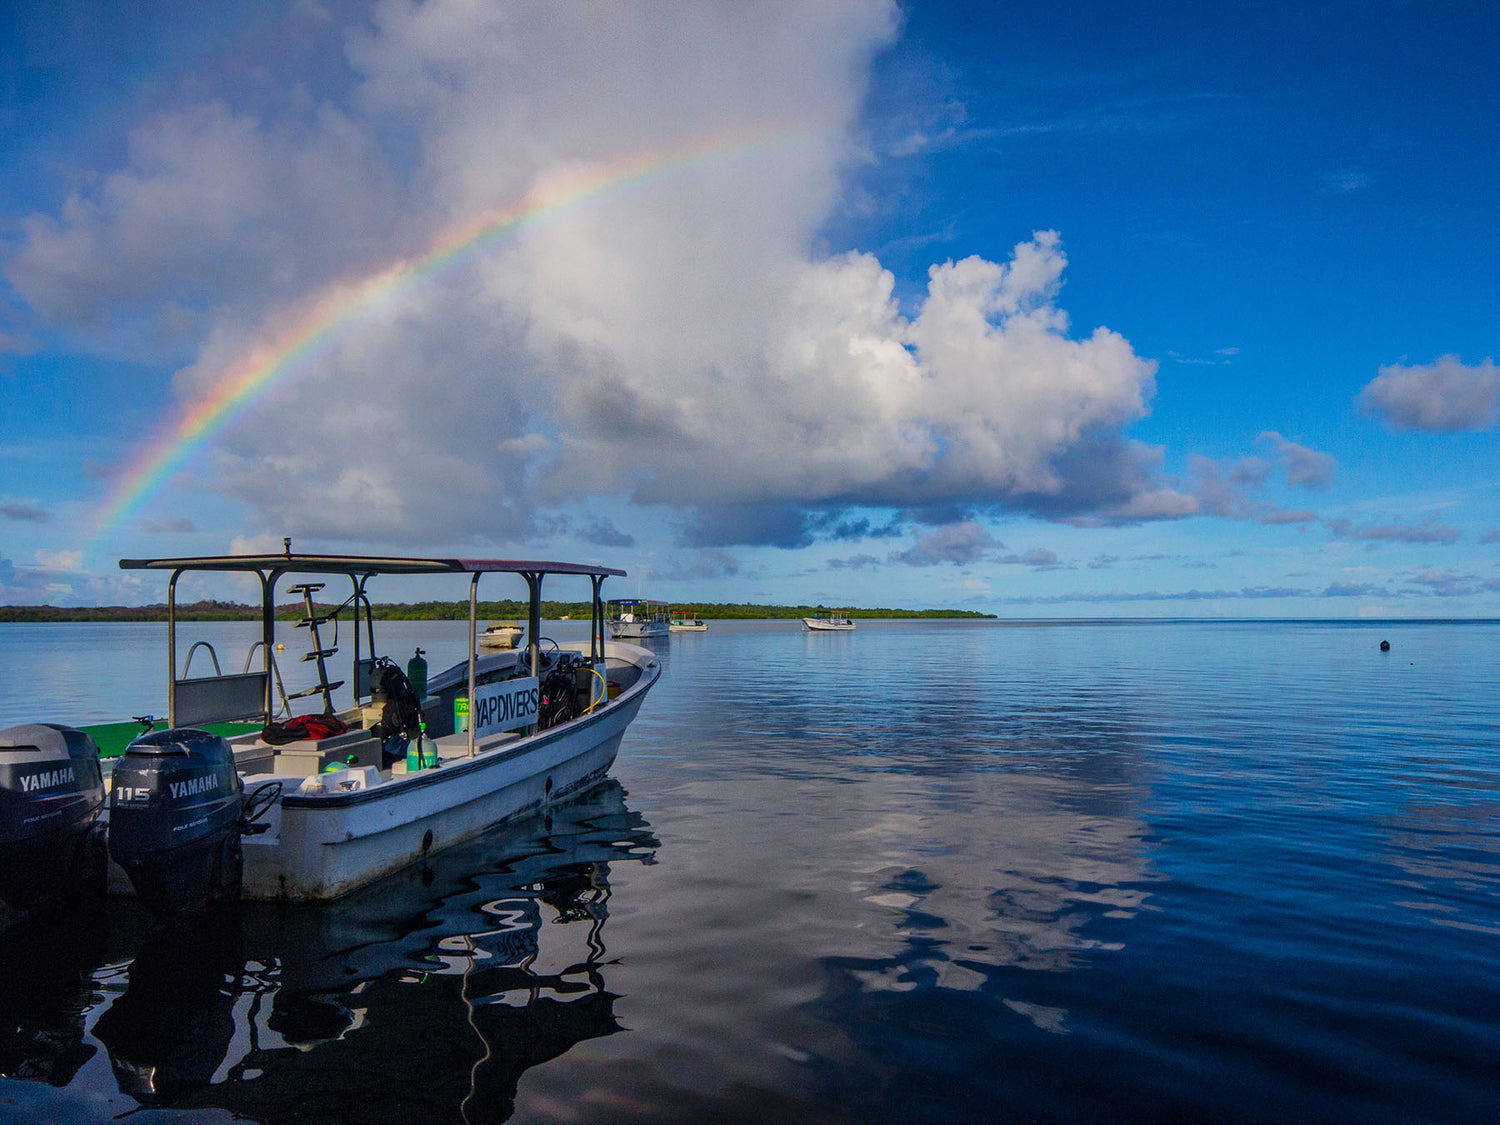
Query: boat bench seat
174 670 270 728
268 728 382 777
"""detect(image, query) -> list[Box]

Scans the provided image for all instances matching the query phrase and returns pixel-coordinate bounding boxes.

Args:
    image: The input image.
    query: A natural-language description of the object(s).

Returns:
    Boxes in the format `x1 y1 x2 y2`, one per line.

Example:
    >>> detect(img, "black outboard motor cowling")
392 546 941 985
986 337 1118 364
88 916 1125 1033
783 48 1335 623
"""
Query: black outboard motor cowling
108 728 244 917
0 724 107 911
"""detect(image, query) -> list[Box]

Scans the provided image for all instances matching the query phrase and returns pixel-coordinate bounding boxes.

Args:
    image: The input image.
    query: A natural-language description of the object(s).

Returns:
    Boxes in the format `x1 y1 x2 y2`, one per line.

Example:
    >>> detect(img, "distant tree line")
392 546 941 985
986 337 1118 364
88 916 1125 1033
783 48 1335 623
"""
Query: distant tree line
1 599 996 622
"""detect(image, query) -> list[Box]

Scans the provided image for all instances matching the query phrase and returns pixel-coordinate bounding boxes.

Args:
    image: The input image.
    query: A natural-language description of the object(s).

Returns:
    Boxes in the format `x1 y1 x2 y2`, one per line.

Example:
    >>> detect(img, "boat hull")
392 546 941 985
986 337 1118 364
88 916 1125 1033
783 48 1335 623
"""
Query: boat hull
253 689 645 900
608 621 669 638
801 618 855 631
477 625 522 649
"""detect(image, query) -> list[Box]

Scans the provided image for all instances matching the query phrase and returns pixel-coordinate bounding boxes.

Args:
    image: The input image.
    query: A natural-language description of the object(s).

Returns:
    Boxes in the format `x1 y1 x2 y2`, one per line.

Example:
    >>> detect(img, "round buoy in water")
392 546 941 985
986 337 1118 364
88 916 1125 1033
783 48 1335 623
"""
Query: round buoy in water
1379 640 1391 651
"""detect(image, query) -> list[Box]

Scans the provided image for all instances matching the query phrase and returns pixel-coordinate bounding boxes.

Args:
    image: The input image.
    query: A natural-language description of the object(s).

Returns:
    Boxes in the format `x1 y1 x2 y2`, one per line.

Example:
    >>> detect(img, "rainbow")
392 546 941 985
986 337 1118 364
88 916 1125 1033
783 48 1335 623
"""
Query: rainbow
91 123 819 543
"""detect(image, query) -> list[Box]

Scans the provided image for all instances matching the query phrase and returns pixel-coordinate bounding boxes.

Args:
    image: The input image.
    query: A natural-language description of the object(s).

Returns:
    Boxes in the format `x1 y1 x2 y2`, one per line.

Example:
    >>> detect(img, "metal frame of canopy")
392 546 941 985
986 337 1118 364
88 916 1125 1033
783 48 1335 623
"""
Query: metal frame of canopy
119 548 627 758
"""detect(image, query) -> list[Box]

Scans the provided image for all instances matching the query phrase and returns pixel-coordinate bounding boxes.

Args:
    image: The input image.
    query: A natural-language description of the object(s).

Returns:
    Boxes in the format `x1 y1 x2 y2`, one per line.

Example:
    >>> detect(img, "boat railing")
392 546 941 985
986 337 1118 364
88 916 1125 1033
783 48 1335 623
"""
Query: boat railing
172 640 273 727
181 640 223 678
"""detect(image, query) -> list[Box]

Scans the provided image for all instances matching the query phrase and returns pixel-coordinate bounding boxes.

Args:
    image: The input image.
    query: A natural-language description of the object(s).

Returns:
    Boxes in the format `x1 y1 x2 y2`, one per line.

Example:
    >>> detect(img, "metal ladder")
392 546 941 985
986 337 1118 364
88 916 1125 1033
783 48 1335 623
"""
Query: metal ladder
287 583 344 714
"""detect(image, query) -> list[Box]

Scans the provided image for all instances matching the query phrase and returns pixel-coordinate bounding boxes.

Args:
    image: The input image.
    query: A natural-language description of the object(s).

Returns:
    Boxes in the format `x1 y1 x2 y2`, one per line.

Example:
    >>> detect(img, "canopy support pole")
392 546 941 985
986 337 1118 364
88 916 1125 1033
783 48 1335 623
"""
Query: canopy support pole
258 570 272 719
467 572 479 759
524 572 543 678
590 574 606 663
167 569 181 727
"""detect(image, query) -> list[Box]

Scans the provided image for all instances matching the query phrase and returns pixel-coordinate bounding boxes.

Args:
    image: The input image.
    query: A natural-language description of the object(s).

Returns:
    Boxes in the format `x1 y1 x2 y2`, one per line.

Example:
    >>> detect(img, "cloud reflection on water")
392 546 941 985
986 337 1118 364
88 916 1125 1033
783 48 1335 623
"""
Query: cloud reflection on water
585 625 1164 1109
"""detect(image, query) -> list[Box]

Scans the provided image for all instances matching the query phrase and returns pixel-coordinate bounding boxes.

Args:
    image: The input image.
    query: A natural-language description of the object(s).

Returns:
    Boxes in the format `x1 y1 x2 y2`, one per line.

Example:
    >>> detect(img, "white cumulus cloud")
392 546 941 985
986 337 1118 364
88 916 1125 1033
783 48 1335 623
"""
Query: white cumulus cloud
5 1 1181 549
1357 356 1500 432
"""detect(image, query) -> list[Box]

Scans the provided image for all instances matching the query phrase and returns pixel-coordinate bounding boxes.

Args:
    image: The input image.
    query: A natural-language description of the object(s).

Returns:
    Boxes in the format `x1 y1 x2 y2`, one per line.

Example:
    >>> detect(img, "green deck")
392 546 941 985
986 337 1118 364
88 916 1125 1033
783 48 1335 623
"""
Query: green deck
80 719 264 758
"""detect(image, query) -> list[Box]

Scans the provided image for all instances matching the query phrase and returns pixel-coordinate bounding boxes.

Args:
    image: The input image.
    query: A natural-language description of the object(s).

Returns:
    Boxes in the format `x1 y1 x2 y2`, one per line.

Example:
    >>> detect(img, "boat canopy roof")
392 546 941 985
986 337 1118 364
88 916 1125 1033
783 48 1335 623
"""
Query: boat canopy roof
118 553 626 578
608 598 670 607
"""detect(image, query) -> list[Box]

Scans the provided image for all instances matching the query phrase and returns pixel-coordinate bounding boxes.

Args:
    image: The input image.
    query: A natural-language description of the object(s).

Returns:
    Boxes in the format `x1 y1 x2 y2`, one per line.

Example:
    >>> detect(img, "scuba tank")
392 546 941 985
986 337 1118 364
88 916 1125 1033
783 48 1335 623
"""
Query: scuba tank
403 650 431 771
406 648 428 701
405 720 438 772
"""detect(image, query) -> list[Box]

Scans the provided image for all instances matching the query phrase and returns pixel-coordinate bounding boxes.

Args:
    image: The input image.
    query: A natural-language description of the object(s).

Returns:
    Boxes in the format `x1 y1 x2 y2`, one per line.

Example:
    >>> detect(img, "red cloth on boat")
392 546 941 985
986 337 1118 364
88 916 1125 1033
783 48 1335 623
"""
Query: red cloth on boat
260 714 348 744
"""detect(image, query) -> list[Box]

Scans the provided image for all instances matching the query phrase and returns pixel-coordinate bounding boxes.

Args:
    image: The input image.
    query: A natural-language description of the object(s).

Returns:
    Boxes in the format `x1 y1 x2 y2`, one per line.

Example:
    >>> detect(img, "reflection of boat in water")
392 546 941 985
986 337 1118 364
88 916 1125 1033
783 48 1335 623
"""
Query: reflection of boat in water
0 899 147 1089
4 781 658 1120
93 907 247 1106
478 620 523 649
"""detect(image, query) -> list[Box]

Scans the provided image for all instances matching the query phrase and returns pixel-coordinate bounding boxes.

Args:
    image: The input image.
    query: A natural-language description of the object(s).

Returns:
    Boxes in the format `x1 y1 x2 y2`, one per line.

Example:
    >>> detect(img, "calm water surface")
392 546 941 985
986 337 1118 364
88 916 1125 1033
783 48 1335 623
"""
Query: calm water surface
0 619 1495 1122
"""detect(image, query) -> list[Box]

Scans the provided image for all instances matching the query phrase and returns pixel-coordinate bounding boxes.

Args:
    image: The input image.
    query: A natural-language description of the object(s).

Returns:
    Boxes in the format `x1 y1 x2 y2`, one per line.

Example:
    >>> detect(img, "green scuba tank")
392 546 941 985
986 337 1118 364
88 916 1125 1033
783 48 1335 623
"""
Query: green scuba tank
407 647 428 700
405 721 437 772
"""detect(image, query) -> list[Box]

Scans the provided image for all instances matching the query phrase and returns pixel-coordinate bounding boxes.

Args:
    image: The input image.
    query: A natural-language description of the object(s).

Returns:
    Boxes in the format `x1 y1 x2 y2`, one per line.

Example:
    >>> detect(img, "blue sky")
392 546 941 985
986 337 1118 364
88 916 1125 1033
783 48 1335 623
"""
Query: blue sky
2 1 1497 615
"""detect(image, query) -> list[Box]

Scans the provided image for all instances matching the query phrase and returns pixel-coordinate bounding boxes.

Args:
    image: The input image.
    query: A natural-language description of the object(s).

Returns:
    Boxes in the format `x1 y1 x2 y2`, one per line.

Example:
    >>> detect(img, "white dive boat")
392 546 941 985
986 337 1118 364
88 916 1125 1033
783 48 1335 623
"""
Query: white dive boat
607 598 671 638
669 615 708 632
0 550 659 913
478 620 523 649
802 611 856 631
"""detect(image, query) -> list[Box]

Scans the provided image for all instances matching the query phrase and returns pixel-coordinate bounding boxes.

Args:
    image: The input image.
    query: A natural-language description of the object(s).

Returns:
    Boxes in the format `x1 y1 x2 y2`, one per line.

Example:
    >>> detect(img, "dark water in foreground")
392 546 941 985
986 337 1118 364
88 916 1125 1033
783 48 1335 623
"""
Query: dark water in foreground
0 619 1496 1123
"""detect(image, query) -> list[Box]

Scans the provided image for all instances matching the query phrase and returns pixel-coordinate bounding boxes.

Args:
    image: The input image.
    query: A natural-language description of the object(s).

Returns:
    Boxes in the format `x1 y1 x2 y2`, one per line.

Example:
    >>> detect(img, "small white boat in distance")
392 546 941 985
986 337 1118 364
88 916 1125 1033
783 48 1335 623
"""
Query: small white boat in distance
607 599 671 639
669 615 708 632
802 611 855 631
478 620 523 649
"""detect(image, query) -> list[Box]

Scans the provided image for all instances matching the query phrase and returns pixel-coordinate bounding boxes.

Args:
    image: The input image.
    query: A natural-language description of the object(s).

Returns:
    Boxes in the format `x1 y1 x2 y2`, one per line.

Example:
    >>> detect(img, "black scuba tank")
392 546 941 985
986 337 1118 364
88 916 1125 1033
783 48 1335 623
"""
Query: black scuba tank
107 728 245 917
0 723 107 911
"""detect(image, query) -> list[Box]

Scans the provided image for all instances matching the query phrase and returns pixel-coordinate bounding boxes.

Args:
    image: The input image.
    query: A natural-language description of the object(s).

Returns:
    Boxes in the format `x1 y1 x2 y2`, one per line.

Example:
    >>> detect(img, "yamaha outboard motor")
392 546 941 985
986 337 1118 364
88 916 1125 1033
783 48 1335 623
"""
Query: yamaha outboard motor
108 728 245 917
0 724 107 911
